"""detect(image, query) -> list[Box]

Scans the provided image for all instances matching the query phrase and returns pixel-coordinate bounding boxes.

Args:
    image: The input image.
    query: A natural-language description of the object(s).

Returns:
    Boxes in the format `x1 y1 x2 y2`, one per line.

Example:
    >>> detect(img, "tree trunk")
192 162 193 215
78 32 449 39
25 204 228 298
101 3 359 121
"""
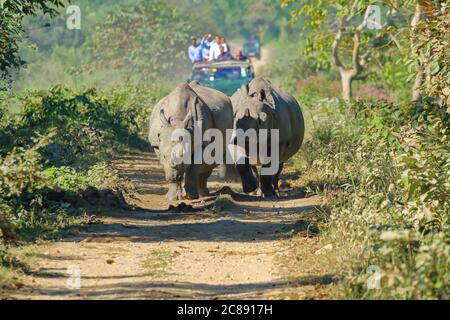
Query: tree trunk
341 70 354 101
412 63 424 102
332 28 362 101
410 3 424 102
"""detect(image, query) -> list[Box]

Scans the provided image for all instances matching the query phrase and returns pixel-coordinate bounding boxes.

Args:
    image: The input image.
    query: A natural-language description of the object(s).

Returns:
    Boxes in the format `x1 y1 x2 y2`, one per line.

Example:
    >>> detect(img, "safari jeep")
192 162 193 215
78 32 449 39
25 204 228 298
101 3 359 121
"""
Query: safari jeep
190 60 255 97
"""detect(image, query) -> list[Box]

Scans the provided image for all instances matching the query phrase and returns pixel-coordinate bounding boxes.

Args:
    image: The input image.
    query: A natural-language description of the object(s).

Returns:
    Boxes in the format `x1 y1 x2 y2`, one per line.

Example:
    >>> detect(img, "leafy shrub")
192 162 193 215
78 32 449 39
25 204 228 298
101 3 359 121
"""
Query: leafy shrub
0 246 14 268
40 163 123 192
0 83 166 247
294 97 449 299
3 85 152 167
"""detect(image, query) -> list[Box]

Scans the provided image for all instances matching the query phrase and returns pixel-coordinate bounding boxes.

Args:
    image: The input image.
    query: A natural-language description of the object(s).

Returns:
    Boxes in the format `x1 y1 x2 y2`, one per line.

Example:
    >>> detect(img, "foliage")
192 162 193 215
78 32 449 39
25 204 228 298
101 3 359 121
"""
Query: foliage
3 85 150 166
195 0 299 40
411 2 449 101
0 0 64 80
39 162 126 195
280 0 419 100
0 83 166 249
86 0 205 82
261 40 323 92
294 97 449 299
0 133 73 242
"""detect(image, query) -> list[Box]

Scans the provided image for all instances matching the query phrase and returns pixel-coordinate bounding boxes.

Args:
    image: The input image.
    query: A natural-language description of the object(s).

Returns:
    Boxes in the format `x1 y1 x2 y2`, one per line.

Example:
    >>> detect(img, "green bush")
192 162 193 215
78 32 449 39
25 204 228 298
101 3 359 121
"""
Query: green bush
0 83 166 247
40 163 123 192
16 85 148 166
295 97 449 299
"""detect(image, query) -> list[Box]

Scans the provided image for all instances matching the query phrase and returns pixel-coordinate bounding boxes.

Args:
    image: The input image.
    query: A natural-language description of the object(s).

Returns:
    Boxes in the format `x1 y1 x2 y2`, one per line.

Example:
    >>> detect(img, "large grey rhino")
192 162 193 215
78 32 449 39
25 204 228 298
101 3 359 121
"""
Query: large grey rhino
230 77 305 197
149 81 233 201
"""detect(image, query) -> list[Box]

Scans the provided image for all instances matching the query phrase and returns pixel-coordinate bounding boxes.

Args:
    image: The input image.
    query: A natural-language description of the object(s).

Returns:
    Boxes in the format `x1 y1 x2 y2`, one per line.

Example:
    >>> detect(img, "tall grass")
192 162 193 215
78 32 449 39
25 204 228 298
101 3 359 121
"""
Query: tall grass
294 97 449 299
0 83 169 274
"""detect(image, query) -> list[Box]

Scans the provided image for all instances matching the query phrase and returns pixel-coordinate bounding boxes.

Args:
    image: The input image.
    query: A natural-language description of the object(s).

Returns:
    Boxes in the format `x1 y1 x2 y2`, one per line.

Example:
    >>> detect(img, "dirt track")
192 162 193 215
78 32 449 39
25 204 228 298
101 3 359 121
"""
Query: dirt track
4 151 333 300
3 46 333 300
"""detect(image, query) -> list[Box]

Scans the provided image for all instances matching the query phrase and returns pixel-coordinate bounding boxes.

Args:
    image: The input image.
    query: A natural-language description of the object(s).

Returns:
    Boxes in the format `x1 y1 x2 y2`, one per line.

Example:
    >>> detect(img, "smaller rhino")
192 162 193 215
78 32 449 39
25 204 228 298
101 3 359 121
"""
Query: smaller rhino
230 77 305 197
149 81 233 201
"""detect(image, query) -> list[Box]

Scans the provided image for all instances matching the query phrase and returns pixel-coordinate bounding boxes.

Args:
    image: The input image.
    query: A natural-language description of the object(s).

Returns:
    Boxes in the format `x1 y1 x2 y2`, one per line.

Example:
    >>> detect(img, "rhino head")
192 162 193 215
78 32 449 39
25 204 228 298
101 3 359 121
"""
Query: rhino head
156 83 213 200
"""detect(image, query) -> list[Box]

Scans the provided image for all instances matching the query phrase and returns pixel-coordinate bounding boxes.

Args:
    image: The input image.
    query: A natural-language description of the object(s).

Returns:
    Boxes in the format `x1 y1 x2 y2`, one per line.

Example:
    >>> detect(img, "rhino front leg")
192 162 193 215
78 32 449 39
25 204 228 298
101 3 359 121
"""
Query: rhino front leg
166 182 183 201
272 163 284 197
260 174 277 198
236 163 258 194
198 169 213 198
184 165 200 200
260 162 279 198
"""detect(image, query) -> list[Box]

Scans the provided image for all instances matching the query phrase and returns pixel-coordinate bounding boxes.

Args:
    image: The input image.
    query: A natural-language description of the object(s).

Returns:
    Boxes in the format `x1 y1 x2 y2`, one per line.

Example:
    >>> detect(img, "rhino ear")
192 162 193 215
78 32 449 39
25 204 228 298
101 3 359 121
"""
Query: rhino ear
192 96 201 121
255 89 268 102
183 110 194 129
160 109 171 127
190 95 213 131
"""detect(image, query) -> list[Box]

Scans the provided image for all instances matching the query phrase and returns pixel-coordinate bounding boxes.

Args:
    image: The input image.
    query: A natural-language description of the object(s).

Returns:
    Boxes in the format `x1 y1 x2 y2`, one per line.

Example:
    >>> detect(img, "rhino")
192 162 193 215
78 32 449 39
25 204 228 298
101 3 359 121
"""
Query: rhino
230 77 305 197
149 81 233 201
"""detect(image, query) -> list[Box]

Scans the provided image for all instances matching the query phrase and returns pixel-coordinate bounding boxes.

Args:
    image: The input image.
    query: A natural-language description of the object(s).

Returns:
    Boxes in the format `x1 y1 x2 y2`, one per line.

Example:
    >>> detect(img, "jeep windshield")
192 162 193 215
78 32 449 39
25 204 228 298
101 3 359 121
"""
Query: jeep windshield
191 63 254 96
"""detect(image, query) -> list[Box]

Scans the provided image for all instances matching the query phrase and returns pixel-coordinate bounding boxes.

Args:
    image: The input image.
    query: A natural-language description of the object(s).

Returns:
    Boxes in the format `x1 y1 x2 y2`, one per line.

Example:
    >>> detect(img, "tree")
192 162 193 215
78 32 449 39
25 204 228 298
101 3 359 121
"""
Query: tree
410 1 449 103
283 0 449 102
0 0 64 80
281 0 407 100
192 0 296 41
86 0 213 82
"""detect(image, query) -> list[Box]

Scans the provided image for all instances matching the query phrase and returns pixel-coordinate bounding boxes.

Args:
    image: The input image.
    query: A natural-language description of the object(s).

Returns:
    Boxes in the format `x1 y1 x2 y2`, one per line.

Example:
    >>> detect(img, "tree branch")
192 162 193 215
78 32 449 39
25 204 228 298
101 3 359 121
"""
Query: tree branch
331 18 345 71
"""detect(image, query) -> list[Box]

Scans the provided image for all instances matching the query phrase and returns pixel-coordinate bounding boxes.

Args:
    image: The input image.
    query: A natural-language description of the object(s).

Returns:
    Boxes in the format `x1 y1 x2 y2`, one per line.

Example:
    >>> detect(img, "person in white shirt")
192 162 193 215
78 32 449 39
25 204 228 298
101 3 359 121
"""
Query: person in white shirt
221 37 230 53
200 34 213 61
209 36 222 61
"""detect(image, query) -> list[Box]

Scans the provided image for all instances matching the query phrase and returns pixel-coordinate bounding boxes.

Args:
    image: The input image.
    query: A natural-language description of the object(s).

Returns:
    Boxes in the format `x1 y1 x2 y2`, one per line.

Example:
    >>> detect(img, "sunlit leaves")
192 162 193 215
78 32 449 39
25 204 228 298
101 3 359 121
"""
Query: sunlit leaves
0 0 65 79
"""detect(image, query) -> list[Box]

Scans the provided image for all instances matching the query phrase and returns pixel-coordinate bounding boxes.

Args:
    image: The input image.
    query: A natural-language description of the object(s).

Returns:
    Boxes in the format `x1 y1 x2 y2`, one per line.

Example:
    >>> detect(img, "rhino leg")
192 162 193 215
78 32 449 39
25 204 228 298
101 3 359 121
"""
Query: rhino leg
218 164 240 182
184 165 200 200
272 163 284 197
166 182 183 201
237 163 258 194
198 169 213 197
260 163 278 198
260 175 276 198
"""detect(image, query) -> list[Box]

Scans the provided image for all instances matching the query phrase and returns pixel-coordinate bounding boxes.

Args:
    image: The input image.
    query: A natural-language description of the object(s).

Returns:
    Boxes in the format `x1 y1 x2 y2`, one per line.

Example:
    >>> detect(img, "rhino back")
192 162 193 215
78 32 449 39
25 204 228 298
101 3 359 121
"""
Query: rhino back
274 89 305 162
190 82 234 139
